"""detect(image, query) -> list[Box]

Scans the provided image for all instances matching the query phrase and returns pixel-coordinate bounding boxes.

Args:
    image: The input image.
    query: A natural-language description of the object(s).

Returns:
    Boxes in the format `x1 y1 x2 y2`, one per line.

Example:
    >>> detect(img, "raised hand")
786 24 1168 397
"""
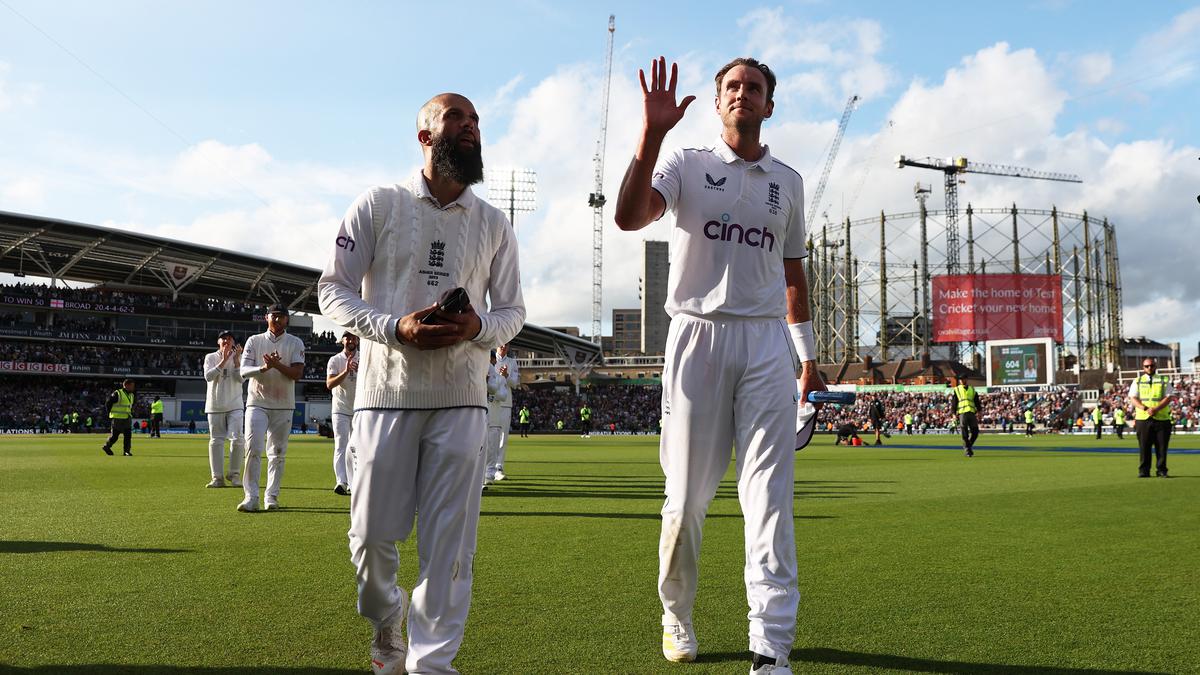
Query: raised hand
639 56 695 136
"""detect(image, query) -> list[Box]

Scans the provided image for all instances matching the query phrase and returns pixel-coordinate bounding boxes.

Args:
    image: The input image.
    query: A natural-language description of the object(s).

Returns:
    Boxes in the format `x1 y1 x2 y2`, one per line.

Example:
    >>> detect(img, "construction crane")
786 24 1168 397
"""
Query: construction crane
587 14 615 345
805 94 859 230
897 155 1082 273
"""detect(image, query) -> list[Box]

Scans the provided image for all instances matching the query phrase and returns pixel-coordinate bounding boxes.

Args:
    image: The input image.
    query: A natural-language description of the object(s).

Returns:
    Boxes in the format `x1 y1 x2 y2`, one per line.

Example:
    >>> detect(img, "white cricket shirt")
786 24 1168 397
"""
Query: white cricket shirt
240 329 305 410
651 139 807 319
203 350 244 414
327 351 358 415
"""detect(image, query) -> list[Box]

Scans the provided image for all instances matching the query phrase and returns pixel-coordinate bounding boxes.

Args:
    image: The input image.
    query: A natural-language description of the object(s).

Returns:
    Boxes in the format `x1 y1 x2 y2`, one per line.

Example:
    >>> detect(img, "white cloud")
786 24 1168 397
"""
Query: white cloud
0 177 46 210
1130 6 1200 88
1074 52 1113 85
736 9 893 107
0 61 39 112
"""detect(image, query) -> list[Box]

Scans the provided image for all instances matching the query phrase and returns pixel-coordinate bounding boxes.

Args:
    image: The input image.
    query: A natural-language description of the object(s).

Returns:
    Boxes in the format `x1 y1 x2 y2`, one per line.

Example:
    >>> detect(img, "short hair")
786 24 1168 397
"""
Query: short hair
714 57 777 104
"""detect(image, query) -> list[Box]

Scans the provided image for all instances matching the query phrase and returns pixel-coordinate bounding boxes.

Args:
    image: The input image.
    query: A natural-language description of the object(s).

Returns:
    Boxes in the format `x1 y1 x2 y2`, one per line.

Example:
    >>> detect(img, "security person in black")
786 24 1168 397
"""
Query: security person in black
102 378 137 456
868 397 887 445
949 375 981 457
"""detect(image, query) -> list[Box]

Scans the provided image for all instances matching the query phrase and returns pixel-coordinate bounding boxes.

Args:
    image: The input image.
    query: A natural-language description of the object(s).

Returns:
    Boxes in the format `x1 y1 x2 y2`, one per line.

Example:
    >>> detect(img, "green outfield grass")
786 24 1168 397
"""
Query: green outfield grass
1 430 1197 674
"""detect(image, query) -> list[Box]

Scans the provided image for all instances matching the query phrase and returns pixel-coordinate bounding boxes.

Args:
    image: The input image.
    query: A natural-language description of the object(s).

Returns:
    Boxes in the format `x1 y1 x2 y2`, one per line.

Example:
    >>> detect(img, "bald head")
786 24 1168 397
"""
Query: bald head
417 93 474 133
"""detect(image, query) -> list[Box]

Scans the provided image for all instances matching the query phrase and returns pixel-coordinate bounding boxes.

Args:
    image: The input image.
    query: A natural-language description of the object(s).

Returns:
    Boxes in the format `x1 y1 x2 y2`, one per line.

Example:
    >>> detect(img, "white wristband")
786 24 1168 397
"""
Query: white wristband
788 321 816 363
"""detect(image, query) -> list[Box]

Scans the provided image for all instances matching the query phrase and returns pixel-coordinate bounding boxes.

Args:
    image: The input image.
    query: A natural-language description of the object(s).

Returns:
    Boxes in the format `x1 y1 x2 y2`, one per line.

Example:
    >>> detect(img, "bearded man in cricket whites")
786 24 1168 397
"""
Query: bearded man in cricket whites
615 56 825 675
318 92 524 675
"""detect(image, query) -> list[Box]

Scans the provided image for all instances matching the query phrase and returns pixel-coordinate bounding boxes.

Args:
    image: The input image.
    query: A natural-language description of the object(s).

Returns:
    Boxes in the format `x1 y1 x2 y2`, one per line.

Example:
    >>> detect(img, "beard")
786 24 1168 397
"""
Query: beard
431 131 484 185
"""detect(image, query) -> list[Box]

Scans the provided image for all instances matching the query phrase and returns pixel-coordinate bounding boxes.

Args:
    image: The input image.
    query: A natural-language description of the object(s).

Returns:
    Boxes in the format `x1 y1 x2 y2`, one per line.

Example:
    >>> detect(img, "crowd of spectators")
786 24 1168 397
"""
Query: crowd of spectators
2 340 338 380
507 386 1103 435
0 283 262 316
0 376 151 431
512 385 662 433
0 342 204 370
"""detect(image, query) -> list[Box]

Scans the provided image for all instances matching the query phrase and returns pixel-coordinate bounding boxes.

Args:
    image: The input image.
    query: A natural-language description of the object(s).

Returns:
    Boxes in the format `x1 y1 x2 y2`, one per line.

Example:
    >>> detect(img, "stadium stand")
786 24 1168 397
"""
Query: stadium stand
0 211 598 433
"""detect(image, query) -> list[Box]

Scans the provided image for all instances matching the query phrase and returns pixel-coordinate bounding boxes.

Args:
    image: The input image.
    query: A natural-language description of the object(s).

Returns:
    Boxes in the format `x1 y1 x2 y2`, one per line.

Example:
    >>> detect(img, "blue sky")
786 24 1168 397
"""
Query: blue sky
2 1 1198 360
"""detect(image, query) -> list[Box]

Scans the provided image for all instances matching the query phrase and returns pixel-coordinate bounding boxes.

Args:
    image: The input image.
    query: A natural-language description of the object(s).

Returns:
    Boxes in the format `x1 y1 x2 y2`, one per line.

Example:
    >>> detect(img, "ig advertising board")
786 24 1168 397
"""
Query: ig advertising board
985 337 1056 387
932 274 1063 342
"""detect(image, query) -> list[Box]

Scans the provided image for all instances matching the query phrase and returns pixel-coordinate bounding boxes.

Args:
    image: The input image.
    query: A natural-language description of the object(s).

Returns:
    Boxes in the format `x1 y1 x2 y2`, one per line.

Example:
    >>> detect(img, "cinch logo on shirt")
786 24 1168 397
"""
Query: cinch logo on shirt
703 213 775 252
704 173 727 191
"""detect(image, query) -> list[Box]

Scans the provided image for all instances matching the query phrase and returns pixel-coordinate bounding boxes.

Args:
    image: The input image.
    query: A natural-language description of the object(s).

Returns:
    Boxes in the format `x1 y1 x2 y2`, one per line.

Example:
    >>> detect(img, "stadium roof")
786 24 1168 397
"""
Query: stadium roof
0 210 601 363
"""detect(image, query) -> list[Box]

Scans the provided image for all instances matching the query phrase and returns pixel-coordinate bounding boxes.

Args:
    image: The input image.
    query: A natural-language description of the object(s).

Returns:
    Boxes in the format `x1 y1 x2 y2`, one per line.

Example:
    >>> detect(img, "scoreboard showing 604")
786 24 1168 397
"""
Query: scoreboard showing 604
985 337 1056 387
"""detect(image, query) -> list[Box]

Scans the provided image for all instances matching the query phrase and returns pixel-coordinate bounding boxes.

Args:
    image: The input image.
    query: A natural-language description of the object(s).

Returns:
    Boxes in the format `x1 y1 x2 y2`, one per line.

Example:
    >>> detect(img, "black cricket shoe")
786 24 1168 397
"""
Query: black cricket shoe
334 484 349 495
1157 471 1169 478
102 446 113 456
123 450 132 456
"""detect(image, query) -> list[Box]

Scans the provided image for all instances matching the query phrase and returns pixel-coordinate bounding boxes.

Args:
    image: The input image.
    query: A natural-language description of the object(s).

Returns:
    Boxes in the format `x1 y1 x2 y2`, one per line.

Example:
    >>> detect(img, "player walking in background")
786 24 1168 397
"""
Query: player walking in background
615 55 824 675
949 375 980 457
1131 359 1174 478
203 330 244 488
101 378 137 456
485 342 519 482
326 331 360 495
237 303 305 512
318 92 524 675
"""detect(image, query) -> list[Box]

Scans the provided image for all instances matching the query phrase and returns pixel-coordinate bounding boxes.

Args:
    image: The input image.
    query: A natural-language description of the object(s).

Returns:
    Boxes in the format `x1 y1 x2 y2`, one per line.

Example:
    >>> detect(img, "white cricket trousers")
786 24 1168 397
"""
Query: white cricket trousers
333 412 356 487
485 404 511 475
658 314 800 661
242 407 292 503
207 409 244 481
349 407 486 675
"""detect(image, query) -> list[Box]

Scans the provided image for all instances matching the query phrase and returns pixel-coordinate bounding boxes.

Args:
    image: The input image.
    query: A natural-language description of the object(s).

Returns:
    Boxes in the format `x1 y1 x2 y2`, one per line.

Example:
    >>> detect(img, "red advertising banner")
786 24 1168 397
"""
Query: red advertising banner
932 274 1063 342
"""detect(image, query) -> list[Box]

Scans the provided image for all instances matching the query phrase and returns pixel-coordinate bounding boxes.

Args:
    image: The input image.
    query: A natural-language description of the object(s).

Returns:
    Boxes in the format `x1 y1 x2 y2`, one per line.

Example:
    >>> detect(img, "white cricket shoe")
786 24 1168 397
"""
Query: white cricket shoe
206 478 226 488
370 590 409 675
662 623 698 662
750 653 792 674
236 497 258 512
493 469 507 482
227 474 242 487
264 498 279 511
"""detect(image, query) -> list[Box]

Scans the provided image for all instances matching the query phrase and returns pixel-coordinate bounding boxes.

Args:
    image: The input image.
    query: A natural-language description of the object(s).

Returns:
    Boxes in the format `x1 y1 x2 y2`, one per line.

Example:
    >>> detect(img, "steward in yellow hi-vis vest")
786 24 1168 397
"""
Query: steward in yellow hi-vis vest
102 379 137 456
949 376 980 457
1113 407 1126 440
150 396 165 439
1129 360 1174 478
1092 406 1104 440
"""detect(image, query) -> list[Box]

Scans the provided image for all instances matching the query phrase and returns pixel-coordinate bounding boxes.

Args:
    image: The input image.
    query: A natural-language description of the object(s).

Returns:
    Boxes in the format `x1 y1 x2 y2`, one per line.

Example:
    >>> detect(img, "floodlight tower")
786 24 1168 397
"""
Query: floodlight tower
587 14 615 345
486 167 537 235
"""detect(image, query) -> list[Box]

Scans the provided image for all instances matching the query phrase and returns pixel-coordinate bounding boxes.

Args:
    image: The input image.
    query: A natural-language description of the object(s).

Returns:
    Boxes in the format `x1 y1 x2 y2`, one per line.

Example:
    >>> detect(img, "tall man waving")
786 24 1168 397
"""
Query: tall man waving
615 57 824 675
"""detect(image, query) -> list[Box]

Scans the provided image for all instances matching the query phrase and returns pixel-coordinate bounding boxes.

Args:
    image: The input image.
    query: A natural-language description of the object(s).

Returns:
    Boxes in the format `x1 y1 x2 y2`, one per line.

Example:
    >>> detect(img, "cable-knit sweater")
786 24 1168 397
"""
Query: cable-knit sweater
317 172 525 410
